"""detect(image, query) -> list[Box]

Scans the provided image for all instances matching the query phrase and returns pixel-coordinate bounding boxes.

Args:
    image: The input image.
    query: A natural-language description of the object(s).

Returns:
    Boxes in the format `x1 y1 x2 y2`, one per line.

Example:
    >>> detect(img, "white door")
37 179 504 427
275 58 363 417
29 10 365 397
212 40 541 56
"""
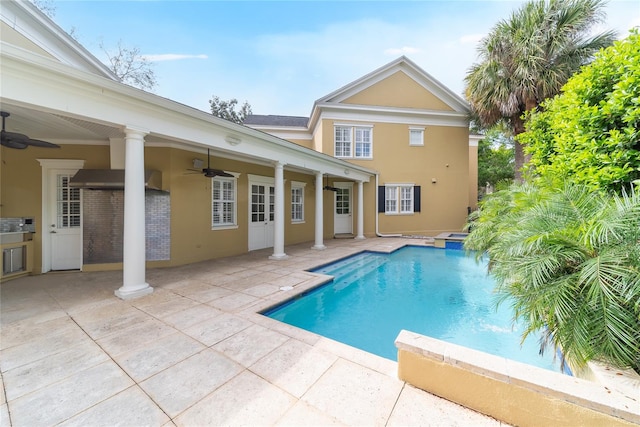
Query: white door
334 182 353 235
49 171 82 270
248 179 275 251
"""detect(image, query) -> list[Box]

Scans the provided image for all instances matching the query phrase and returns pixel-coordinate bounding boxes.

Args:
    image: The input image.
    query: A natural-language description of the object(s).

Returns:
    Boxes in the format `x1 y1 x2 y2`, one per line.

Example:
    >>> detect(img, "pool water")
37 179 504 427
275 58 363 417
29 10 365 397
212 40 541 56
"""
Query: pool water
264 246 567 373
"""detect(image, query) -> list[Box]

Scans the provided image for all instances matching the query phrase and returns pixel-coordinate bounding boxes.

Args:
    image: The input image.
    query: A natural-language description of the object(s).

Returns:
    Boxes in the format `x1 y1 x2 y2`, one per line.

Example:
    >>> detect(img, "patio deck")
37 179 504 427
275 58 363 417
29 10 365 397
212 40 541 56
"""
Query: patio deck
0 238 509 426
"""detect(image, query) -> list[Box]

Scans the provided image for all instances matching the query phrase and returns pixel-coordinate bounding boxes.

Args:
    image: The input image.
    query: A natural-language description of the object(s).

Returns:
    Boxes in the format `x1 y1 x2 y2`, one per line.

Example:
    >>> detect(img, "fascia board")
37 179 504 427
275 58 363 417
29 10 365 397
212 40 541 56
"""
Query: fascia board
316 103 470 128
2 1 115 79
1 46 374 182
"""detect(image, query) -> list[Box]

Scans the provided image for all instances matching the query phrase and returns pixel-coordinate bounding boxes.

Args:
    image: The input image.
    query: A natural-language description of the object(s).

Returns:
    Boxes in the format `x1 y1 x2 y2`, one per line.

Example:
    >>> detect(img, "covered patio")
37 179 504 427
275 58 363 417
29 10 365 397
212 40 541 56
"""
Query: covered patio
0 238 505 426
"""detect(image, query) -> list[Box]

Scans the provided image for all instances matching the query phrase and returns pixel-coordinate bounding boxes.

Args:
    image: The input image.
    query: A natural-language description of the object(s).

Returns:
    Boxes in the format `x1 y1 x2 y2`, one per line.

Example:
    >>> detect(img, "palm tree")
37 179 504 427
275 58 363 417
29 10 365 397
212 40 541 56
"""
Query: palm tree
465 183 640 372
465 0 616 181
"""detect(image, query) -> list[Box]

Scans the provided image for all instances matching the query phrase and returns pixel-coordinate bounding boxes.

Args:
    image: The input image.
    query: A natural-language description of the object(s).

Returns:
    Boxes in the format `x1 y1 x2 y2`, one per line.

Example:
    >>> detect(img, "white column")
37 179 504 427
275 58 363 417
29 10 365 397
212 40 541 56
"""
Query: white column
270 161 288 260
355 180 366 240
115 127 153 299
312 171 326 250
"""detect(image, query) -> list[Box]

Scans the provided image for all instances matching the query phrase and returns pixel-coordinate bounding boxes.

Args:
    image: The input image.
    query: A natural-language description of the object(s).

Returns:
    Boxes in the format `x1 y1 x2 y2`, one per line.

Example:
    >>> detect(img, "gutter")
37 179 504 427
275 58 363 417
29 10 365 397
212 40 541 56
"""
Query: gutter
375 173 402 238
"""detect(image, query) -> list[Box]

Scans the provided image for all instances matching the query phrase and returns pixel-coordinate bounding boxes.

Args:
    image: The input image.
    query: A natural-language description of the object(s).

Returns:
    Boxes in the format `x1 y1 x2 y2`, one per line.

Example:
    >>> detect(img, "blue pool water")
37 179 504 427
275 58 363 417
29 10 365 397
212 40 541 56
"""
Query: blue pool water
264 246 567 373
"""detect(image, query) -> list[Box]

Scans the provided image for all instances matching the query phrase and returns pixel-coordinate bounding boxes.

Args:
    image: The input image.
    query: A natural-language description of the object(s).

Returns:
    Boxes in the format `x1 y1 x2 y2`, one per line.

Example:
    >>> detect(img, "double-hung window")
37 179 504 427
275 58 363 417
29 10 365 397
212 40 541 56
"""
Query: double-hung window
379 184 421 215
334 125 372 159
212 176 237 228
291 181 306 223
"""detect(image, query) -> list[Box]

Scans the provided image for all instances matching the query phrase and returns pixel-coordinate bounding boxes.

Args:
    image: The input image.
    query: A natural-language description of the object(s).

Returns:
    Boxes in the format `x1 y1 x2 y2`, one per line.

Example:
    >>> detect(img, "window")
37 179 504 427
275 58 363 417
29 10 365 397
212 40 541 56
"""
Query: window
409 127 424 146
334 125 372 158
379 184 421 215
291 181 306 223
212 177 236 227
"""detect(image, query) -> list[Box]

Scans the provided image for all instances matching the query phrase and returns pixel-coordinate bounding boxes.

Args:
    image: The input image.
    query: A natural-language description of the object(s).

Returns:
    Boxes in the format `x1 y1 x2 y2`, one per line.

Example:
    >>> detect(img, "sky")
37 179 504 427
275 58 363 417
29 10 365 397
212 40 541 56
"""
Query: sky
49 0 640 117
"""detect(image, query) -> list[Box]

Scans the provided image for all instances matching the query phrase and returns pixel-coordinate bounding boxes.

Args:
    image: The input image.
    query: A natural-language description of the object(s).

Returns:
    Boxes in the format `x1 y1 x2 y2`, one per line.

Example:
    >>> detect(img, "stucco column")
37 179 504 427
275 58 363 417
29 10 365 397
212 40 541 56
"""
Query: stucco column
270 161 288 260
312 171 326 250
355 180 366 240
115 126 153 299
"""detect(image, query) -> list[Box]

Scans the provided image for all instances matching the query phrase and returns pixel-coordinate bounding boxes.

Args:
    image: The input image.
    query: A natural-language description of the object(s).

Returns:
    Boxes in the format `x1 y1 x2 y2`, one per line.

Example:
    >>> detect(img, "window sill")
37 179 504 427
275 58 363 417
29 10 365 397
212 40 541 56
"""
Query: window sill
384 212 415 216
211 225 239 231
291 220 306 224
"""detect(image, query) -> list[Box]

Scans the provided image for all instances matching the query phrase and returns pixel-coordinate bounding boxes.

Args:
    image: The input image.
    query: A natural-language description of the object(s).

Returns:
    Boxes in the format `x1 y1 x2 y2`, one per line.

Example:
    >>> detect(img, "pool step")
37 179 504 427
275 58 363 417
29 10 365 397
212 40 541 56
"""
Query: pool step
315 253 388 288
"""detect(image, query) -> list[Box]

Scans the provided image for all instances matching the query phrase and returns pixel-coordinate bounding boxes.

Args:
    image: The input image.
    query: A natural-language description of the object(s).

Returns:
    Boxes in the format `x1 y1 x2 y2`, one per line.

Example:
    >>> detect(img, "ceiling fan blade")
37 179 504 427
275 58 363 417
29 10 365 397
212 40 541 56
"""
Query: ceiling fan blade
1 137 28 149
203 169 233 178
24 138 61 148
2 130 31 143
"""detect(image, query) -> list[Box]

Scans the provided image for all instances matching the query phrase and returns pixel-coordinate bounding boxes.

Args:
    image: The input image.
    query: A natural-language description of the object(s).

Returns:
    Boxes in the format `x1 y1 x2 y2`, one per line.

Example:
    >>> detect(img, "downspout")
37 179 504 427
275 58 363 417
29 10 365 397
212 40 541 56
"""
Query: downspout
375 173 402 237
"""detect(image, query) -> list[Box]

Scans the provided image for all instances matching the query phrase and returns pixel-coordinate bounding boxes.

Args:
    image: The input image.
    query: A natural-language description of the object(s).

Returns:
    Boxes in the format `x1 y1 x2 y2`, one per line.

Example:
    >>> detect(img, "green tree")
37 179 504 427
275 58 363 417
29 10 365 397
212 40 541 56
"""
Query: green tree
477 122 515 195
464 0 615 181
209 96 252 124
522 31 640 193
465 183 640 372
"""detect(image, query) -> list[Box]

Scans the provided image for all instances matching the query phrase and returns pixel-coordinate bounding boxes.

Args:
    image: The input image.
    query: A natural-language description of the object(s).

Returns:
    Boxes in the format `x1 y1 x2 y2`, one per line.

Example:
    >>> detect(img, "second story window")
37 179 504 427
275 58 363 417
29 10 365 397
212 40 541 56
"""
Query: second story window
334 125 372 159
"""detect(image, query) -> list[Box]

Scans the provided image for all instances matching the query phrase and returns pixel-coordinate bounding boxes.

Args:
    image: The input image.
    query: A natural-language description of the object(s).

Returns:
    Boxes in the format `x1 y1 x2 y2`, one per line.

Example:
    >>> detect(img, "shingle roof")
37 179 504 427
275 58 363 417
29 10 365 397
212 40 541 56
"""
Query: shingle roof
244 115 309 127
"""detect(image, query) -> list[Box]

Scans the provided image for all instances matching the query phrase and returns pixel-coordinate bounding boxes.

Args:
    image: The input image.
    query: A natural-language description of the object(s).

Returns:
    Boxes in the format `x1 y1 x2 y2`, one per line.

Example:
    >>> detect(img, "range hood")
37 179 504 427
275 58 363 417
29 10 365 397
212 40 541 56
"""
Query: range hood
69 169 162 190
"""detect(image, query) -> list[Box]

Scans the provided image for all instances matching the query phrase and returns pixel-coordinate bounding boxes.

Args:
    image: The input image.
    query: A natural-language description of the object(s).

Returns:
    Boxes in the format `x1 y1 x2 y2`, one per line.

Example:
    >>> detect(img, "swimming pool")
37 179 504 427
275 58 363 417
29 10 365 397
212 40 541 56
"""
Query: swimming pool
264 246 567 373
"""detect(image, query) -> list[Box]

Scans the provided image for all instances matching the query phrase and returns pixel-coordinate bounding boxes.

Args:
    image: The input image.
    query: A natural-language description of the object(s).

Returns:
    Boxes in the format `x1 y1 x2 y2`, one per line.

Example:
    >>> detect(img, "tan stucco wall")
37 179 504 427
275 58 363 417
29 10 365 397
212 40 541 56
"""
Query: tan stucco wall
397 349 637 427
1 144 326 275
320 119 470 236
1 144 111 273
342 71 454 111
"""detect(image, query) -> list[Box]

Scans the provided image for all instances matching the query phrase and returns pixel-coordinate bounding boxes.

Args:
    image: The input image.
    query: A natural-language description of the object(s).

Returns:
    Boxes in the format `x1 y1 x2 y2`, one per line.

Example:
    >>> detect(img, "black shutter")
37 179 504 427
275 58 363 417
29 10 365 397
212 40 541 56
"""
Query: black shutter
414 186 421 212
378 186 385 213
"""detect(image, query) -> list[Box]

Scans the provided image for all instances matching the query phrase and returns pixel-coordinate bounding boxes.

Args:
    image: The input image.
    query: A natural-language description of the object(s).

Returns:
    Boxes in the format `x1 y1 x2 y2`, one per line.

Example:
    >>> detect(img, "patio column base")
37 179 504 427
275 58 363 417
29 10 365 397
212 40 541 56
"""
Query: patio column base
355 235 366 240
269 254 289 260
311 244 327 250
115 283 153 300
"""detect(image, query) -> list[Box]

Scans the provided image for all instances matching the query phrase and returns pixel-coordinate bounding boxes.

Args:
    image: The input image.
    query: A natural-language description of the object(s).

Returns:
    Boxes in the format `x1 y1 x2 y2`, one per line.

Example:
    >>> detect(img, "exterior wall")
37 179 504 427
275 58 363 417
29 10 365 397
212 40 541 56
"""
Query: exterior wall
0 144 111 273
342 71 454 111
0 144 325 275
320 119 470 236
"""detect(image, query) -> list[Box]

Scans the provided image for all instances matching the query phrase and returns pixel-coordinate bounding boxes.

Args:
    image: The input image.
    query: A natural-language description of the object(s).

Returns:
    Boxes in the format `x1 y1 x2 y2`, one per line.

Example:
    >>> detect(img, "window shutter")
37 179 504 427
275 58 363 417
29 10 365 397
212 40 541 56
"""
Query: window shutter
414 186 421 212
378 186 386 213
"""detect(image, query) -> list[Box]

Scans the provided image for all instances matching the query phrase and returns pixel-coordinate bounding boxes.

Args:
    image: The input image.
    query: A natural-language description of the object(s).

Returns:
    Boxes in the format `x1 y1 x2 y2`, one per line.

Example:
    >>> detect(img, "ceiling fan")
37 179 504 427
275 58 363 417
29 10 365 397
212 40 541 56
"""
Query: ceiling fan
1 111 60 149
323 174 339 192
190 148 233 178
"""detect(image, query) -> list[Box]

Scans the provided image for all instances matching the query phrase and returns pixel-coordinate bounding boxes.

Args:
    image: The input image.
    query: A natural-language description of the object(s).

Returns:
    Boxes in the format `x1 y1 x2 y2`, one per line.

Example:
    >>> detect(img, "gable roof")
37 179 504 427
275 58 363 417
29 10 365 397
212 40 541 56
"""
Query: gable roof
1 0 116 79
315 56 469 113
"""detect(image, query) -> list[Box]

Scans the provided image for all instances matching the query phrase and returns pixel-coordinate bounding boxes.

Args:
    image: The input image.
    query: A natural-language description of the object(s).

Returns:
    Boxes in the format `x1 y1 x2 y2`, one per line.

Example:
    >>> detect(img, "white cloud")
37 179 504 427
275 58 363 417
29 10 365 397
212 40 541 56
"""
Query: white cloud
141 53 208 62
384 46 421 55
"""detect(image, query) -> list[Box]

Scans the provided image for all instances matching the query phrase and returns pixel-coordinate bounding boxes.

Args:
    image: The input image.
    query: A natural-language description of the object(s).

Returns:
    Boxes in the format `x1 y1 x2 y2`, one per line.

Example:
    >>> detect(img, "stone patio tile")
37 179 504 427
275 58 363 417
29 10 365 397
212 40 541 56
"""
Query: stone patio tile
0 315 76 350
0 322 92 372
3 339 108 401
250 338 338 398
114 332 205 382
134 295 201 318
213 323 290 367
174 370 296 426
140 348 243 418
302 358 403 426
59 386 170 427
183 312 252 346
276 400 346 426
243 283 281 298
387 384 503 426
160 303 223 329
71 302 150 340
181 284 234 303
265 274 309 288
207 291 259 311
96 317 177 356
8 360 133 426
0 403 9 427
